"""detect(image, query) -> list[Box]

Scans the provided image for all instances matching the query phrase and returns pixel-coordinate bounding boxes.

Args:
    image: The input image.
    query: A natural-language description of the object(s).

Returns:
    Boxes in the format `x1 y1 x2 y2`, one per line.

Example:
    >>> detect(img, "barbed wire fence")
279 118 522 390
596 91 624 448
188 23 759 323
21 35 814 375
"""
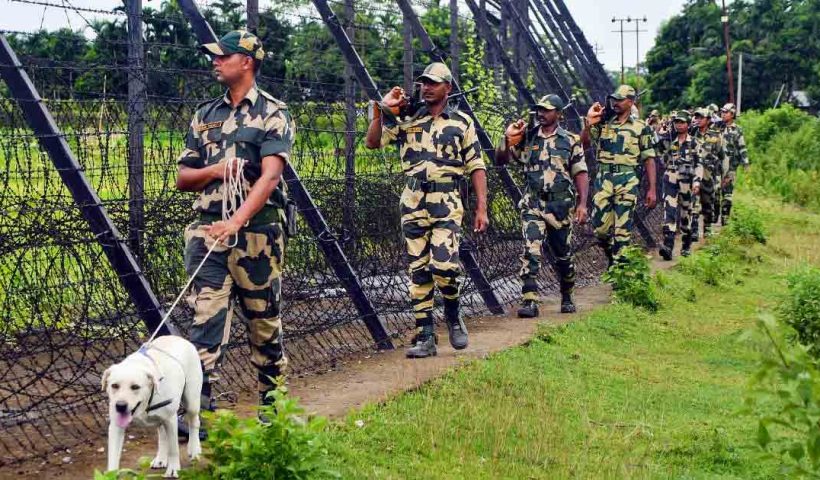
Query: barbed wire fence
0 0 661 469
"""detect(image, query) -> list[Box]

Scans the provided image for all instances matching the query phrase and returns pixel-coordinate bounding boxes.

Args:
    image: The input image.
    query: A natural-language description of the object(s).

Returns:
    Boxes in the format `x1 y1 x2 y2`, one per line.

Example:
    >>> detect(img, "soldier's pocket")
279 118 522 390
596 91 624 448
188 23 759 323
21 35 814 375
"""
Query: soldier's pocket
546 198 573 222
264 222 286 267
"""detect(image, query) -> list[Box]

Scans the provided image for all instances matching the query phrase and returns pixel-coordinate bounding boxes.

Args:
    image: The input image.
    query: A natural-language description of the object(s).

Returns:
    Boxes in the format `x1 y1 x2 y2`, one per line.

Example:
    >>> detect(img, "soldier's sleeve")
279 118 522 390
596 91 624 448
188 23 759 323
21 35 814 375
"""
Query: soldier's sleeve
694 140 704 184
569 135 588 177
719 142 730 177
177 112 203 168
497 135 525 164
261 108 295 162
380 114 400 148
462 119 486 174
639 125 657 161
588 123 602 141
737 127 749 166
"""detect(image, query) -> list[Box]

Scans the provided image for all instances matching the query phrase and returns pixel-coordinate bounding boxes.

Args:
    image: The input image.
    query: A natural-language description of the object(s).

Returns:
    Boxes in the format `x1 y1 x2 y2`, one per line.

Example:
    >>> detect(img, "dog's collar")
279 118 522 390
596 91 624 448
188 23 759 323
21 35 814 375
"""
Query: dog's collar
136 344 172 413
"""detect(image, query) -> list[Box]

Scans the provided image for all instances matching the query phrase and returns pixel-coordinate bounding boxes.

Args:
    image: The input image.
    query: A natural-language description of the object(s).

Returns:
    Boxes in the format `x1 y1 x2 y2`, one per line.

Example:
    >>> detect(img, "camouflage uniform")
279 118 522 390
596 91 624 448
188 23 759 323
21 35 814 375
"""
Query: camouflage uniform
380 103 485 327
501 123 586 303
589 87 657 259
177 80 295 395
692 110 728 236
656 111 703 257
719 104 749 222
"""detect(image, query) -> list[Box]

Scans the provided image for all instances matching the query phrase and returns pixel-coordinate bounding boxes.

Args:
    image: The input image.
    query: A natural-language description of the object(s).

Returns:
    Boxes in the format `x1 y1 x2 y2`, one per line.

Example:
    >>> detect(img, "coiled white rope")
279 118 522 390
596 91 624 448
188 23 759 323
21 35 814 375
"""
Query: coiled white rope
143 158 247 345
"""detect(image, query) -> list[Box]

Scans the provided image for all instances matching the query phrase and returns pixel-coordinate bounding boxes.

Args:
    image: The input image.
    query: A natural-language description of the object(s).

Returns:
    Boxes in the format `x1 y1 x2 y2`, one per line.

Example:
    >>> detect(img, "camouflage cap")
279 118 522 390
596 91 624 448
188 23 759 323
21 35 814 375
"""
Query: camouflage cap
416 62 453 83
721 103 737 114
672 110 691 123
649 109 660 117
200 30 266 61
707 103 719 114
693 107 711 118
608 84 636 100
534 94 564 111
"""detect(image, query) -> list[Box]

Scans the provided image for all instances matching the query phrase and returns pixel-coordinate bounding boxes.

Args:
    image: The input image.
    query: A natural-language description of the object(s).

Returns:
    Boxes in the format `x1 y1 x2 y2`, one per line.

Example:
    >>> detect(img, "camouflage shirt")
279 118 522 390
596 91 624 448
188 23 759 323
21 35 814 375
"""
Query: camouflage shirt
177 85 296 214
657 133 703 183
721 122 749 169
589 115 656 166
504 126 587 195
381 105 486 181
693 125 728 176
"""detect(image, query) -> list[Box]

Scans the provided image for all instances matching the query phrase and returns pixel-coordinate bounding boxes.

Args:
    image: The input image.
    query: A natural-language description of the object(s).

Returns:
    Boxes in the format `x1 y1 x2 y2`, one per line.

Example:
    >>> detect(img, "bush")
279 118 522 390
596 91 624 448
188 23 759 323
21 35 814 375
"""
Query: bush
183 385 338 480
725 203 767 245
745 315 820 477
602 246 659 312
780 266 820 359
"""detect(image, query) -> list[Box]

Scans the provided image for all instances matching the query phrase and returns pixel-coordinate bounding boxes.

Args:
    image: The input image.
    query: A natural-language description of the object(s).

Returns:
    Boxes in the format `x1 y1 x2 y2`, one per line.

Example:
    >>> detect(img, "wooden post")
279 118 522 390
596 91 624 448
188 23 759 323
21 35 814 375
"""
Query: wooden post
449 0 459 83
403 15 414 91
343 0 356 250
126 0 146 260
247 0 259 33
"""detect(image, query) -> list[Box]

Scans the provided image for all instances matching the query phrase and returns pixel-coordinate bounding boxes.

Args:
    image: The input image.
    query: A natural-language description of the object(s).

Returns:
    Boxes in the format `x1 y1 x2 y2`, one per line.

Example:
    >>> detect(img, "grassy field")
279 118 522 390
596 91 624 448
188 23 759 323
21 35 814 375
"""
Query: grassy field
322 191 820 479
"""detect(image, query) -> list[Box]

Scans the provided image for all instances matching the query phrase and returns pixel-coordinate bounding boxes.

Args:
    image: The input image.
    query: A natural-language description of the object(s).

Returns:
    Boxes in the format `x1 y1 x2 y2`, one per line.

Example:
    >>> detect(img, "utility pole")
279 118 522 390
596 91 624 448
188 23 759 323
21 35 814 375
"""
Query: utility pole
737 52 743 115
721 0 736 105
612 15 647 85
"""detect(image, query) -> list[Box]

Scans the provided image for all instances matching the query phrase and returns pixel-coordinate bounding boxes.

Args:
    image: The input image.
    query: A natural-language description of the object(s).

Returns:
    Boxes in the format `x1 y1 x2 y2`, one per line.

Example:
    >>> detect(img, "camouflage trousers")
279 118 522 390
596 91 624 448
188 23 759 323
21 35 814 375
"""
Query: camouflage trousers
662 169 695 243
591 168 640 256
519 194 576 302
400 187 463 327
184 219 286 393
721 169 737 220
695 167 721 229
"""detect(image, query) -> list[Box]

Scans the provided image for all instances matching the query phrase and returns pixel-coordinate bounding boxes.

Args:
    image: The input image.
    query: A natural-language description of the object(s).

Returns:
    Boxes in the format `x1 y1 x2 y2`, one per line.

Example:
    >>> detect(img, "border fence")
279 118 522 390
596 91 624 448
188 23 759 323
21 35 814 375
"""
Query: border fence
0 0 662 468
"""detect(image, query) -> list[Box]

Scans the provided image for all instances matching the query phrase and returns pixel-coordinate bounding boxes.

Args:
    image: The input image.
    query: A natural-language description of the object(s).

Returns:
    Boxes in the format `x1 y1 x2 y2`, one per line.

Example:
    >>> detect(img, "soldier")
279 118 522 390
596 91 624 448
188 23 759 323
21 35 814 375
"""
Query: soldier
719 103 749 223
656 110 703 259
692 108 728 237
581 85 657 265
175 30 295 429
495 94 589 317
364 62 489 359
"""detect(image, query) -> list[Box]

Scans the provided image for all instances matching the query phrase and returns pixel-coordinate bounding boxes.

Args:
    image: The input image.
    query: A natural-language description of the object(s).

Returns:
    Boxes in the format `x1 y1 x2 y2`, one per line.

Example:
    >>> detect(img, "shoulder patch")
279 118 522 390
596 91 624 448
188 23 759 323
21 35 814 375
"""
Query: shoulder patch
195 96 221 111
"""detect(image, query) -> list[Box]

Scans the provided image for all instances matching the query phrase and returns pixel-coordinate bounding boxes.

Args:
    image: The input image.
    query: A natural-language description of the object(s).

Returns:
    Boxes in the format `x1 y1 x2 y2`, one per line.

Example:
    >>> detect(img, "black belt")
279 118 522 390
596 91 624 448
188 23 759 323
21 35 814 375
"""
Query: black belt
199 207 280 226
406 177 461 193
598 163 636 173
539 190 574 202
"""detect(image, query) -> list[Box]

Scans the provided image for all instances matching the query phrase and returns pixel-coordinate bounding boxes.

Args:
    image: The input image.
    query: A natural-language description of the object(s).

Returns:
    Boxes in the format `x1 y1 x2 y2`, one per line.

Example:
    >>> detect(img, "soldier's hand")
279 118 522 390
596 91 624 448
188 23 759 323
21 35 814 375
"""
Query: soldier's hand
203 219 242 243
381 86 406 108
505 119 526 146
586 102 603 126
693 184 701 196
574 205 588 224
473 208 489 233
212 158 245 180
645 189 657 209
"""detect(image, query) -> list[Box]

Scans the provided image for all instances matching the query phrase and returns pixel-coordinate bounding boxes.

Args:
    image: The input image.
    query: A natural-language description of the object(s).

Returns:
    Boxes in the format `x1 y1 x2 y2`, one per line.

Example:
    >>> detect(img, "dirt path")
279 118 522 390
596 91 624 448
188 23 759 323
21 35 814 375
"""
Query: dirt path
7 247 686 479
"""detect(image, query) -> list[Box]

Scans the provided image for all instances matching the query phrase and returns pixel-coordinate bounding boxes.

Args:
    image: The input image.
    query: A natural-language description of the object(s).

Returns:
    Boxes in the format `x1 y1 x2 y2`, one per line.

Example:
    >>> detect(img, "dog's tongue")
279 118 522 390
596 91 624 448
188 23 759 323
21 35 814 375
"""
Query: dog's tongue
116 412 132 428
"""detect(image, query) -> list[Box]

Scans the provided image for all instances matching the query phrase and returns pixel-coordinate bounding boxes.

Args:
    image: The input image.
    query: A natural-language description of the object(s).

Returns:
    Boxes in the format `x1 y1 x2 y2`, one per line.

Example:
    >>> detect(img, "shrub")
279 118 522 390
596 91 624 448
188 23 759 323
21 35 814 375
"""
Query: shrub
602 246 659 312
182 385 339 480
725 203 767 245
745 315 820 477
780 266 820 359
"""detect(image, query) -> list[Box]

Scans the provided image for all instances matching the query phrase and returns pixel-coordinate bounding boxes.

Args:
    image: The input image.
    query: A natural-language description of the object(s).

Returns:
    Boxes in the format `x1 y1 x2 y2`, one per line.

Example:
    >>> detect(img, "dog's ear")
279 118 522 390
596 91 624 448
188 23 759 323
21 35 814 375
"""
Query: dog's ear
101 367 112 392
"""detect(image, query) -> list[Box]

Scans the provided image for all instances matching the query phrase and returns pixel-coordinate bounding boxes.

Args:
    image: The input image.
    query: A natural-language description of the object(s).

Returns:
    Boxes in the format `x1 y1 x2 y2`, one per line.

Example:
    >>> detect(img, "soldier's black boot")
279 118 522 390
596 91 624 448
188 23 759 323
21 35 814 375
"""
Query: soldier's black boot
444 299 468 350
681 235 693 257
258 389 275 424
704 222 713 238
560 291 576 314
659 232 675 261
406 321 438 358
598 239 614 268
517 299 539 318
691 217 701 242
178 377 212 441
722 203 732 225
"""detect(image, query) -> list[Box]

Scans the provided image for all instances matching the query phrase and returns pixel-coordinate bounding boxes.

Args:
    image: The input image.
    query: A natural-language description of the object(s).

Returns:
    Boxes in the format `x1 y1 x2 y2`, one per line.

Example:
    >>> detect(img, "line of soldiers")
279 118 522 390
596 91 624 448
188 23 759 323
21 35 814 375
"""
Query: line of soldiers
173 30 750 435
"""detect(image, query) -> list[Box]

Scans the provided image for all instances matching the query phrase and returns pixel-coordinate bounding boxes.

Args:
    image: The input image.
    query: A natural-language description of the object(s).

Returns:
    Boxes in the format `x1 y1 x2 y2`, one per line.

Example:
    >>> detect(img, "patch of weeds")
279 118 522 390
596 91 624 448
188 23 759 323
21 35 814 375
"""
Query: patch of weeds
602 246 660 312
780 266 820 358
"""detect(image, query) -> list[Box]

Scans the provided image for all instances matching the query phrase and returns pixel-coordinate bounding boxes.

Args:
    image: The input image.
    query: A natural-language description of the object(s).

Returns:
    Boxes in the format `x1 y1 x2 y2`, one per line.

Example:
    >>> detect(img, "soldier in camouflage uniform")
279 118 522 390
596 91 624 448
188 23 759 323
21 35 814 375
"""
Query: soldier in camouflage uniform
719 103 749 224
175 31 295 427
495 94 589 317
365 62 489 359
692 108 728 237
655 110 703 259
581 85 658 265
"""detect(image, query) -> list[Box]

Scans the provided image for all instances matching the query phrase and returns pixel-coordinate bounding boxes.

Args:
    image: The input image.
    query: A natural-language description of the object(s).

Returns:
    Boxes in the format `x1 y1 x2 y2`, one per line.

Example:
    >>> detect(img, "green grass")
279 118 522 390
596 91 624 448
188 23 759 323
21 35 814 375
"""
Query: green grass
322 191 820 479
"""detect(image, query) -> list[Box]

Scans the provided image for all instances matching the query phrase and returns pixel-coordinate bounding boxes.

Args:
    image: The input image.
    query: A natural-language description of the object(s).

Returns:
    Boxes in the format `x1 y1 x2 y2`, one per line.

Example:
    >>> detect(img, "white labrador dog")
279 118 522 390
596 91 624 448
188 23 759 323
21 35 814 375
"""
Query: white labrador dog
102 335 202 478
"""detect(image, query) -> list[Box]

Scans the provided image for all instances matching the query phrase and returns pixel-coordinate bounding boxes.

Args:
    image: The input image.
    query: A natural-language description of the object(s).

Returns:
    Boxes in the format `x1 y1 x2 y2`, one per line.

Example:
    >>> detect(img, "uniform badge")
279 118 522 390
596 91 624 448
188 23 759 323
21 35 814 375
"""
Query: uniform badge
196 121 224 132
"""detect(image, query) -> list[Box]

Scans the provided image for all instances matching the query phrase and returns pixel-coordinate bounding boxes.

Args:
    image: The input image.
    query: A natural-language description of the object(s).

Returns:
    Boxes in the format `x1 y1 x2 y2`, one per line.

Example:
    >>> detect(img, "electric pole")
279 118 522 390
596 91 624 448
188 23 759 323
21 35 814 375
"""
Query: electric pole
612 15 647 85
721 0 736 105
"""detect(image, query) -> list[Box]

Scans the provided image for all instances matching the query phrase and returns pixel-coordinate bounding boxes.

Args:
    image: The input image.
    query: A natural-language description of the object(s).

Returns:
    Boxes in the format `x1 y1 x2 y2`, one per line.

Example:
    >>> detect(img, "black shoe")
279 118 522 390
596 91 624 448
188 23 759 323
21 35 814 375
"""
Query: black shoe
659 245 673 261
681 238 692 257
258 390 276 424
560 292 576 314
443 300 468 350
517 300 539 318
177 411 208 442
406 332 437 358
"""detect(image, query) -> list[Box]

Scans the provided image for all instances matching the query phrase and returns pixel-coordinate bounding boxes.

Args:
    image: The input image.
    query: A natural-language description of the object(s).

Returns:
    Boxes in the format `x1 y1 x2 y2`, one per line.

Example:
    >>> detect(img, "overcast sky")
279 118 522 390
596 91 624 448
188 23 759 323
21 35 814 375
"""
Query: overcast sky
1 0 706 71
